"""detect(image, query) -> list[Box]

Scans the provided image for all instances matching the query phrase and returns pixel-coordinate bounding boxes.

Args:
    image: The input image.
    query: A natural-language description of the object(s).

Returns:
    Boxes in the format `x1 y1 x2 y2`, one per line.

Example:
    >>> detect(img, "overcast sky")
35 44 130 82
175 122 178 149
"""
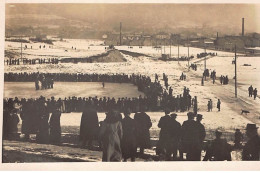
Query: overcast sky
5 3 260 34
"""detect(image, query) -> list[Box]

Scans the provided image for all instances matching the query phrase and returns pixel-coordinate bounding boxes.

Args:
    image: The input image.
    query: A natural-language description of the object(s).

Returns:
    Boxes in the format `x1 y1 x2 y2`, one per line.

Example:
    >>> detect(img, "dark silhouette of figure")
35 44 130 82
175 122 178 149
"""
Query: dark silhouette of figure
134 107 152 155
79 103 99 148
99 110 123 162
242 124 260 161
203 130 232 161
234 129 243 149
217 99 221 111
49 105 61 144
170 113 181 160
121 109 136 162
248 85 253 97
180 112 200 161
157 108 172 160
253 88 257 100
194 114 206 161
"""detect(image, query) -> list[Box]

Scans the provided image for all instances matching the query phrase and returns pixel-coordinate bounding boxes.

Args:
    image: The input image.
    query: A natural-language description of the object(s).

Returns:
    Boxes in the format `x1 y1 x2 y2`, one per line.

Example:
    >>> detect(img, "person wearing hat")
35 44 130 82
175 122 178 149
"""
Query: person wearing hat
121 109 136 162
79 102 99 149
242 123 260 160
170 113 181 161
134 106 152 155
203 130 232 161
180 112 200 161
194 114 206 161
99 108 123 162
157 108 172 160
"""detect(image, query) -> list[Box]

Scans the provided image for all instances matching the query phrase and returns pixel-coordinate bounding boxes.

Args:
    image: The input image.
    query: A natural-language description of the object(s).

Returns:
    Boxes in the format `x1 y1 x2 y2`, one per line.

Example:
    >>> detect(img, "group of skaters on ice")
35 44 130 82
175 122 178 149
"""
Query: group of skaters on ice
3 99 259 161
248 85 258 100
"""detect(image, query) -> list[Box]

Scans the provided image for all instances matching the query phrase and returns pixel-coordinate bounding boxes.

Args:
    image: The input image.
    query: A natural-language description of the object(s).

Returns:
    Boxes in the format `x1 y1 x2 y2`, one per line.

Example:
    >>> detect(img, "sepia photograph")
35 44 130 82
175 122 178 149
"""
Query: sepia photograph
1 1 260 169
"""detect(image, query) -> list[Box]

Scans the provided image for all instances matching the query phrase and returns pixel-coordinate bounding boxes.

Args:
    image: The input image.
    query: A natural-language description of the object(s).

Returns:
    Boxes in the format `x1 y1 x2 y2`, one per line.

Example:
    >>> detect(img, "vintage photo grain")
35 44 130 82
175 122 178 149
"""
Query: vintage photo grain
1 2 260 167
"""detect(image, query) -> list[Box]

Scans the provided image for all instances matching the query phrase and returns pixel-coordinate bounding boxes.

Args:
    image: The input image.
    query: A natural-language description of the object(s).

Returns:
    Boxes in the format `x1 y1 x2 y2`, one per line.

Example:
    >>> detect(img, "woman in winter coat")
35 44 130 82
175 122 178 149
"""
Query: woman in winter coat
49 105 62 144
99 110 123 162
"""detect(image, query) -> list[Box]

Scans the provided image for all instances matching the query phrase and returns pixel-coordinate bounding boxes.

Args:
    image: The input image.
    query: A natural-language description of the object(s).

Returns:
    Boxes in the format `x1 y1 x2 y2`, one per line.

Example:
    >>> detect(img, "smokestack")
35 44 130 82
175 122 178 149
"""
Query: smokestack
120 22 122 45
242 18 244 36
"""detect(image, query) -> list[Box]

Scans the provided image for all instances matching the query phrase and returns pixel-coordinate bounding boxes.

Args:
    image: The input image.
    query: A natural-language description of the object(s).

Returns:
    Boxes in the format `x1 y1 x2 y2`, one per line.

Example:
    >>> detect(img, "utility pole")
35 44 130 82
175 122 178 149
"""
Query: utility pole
170 39 171 58
187 37 190 69
235 44 237 98
178 41 180 64
20 36 22 61
120 22 122 46
204 44 207 71
164 38 166 54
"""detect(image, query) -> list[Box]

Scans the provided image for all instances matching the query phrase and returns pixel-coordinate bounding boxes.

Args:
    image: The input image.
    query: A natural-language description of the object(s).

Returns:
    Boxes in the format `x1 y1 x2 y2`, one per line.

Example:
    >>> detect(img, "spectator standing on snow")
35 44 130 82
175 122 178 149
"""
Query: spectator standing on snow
217 99 221 111
248 85 253 97
253 88 257 100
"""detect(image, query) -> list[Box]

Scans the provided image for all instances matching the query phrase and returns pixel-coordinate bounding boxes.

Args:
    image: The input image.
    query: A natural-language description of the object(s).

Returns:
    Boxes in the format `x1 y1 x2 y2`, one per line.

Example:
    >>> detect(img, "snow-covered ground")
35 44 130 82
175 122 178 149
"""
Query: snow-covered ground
4 39 260 137
4 39 260 162
5 39 107 59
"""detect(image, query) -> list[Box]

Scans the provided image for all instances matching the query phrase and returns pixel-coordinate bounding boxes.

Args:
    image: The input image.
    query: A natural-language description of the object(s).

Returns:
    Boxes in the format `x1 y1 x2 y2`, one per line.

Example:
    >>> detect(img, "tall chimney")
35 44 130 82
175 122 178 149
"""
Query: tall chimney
242 18 244 36
120 22 122 45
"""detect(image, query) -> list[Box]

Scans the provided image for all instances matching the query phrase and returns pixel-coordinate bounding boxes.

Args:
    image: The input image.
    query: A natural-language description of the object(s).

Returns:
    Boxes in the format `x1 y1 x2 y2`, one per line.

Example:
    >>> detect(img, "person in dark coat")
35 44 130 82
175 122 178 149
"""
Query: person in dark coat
49 105 62 144
21 99 34 140
242 124 260 161
99 110 123 162
121 109 137 162
253 88 257 100
248 85 253 97
203 130 232 161
157 108 172 160
217 99 221 111
36 97 50 144
79 103 99 148
234 129 243 149
194 114 206 161
180 112 200 161
8 106 20 135
170 113 181 160
134 106 152 155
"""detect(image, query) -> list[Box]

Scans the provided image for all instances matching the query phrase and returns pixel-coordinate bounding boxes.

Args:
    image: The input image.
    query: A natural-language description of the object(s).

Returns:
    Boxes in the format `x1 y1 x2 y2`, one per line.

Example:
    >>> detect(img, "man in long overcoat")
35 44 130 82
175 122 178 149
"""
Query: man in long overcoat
170 113 181 160
36 97 50 144
79 103 99 148
194 114 206 160
99 110 123 162
49 105 62 144
134 107 152 155
180 112 200 161
121 109 137 162
157 108 172 160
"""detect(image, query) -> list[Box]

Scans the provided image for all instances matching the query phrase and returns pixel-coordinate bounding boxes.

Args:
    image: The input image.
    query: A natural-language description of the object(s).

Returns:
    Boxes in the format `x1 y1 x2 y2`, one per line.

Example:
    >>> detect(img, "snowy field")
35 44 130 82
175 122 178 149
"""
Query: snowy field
5 38 107 59
4 39 260 136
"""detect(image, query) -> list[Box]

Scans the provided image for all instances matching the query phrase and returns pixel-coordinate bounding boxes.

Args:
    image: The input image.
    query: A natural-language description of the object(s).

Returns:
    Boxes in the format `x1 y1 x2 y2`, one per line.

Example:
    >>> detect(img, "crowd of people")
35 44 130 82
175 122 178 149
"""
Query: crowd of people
197 52 217 58
220 75 229 85
5 58 59 66
190 64 197 71
5 72 196 112
248 85 258 100
3 100 259 161
35 73 54 90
